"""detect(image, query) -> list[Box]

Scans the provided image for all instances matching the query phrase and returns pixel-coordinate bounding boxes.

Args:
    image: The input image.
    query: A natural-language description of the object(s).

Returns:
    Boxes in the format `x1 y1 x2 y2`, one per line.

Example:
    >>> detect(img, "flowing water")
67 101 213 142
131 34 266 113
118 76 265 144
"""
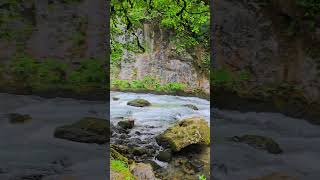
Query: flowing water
110 91 210 136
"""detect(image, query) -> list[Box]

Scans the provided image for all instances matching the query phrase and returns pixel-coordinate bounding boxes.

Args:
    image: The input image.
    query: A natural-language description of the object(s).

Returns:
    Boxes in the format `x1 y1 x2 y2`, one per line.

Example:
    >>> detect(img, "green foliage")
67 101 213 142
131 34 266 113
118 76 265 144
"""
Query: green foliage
0 0 35 42
112 79 131 90
211 68 234 87
111 0 210 63
130 80 145 89
296 0 320 19
162 82 186 92
141 76 161 90
68 60 106 86
6 54 106 92
9 55 38 81
199 174 207 180
35 59 67 83
211 68 250 89
72 31 86 46
110 160 135 180
111 76 187 93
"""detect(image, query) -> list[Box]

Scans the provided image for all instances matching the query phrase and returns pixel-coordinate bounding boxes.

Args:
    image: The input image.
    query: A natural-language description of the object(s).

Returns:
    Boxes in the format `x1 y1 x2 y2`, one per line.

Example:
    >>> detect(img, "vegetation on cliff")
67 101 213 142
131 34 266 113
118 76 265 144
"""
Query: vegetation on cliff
111 0 210 59
111 0 210 96
0 54 106 95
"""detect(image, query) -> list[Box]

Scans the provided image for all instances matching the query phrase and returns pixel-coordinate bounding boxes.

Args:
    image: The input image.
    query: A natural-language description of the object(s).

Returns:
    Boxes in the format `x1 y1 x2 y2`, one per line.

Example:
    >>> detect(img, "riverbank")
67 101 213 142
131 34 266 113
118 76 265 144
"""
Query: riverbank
0 87 107 102
111 88 210 100
0 93 108 180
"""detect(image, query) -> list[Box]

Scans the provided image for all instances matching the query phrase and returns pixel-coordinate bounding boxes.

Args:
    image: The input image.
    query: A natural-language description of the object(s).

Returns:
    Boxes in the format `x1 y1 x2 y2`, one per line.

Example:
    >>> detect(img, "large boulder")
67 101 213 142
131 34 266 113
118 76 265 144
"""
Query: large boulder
156 117 210 152
127 99 151 107
54 117 109 144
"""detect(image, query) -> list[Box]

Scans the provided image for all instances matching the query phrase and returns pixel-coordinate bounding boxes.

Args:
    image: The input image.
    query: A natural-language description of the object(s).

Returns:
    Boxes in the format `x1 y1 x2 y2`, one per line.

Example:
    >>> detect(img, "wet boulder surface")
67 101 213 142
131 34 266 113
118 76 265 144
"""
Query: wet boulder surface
54 117 109 144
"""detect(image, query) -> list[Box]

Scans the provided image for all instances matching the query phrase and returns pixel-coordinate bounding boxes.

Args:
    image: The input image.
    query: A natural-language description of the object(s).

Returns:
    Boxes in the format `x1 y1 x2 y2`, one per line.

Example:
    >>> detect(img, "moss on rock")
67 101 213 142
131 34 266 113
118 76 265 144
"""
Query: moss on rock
127 99 151 107
156 117 210 152
54 117 109 144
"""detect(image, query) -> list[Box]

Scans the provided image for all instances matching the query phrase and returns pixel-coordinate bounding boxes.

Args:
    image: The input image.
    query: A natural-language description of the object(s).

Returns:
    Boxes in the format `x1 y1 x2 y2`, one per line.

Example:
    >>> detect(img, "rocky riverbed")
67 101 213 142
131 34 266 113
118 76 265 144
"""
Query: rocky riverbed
0 93 108 180
110 91 210 179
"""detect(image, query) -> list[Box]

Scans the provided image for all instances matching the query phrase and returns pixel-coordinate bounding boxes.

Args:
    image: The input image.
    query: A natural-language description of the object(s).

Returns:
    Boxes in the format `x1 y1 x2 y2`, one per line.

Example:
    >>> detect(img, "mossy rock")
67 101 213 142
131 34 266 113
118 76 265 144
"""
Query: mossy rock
156 117 210 152
127 99 151 107
156 149 172 162
110 148 136 180
230 135 283 154
110 147 129 164
118 119 134 129
54 117 109 144
110 160 135 180
8 113 32 124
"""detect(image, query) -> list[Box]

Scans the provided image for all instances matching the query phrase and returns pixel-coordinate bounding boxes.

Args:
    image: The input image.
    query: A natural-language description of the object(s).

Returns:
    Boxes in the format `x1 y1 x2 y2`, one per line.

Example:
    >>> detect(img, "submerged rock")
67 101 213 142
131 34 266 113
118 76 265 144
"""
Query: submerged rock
118 118 135 129
132 147 148 156
8 113 32 124
127 99 151 107
156 117 210 152
183 104 199 110
131 163 156 180
156 149 172 162
112 97 120 101
230 135 283 154
54 117 109 144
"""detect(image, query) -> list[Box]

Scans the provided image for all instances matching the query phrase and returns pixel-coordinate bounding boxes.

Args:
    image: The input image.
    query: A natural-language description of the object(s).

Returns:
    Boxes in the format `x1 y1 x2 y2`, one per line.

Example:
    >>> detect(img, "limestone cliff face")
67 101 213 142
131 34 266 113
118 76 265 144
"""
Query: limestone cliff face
214 0 320 122
0 0 107 64
112 23 210 95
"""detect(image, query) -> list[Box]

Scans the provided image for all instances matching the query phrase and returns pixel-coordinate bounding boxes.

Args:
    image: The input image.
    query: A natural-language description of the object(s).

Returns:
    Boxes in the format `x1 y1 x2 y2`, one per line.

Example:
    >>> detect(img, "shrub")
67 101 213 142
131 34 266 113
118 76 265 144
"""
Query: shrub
111 79 130 90
9 55 38 81
130 80 145 90
68 59 106 86
141 76 161 90
35 58 67 83
162 82 186 92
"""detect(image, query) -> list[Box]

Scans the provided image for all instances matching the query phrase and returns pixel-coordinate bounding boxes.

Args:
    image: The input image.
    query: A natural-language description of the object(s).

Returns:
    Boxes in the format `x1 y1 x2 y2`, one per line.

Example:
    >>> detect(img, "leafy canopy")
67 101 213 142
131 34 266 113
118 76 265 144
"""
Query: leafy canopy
111 0 210 63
